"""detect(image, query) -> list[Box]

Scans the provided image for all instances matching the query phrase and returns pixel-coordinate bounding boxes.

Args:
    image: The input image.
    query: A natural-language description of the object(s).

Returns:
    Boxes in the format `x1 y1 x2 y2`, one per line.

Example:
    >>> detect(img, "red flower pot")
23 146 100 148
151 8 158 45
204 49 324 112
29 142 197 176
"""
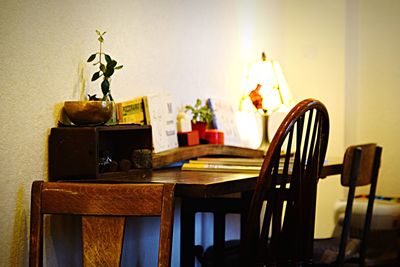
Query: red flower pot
191 121 207 140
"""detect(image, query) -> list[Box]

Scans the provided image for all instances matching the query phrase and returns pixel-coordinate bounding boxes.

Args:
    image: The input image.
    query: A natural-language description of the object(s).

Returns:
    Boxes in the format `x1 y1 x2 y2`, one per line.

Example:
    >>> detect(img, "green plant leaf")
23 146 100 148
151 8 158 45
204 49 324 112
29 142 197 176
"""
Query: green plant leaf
96 30 101 36
100 63 106 72
101 79 110 95
88 94 100 100
105 54 111 63
115 65 123 70
109 60 117 68
108 92 114 101
98 36 104 43
100 63 106 73
87 54 96 62
104 65 115 77
91 71 101 81
195 99 202 107
185 105 194 112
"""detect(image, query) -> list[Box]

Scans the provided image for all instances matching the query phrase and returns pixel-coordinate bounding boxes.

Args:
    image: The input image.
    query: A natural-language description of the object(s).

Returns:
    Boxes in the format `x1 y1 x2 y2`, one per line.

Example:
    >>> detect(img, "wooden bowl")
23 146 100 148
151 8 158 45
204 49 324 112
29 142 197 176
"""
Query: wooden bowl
63 101 113 125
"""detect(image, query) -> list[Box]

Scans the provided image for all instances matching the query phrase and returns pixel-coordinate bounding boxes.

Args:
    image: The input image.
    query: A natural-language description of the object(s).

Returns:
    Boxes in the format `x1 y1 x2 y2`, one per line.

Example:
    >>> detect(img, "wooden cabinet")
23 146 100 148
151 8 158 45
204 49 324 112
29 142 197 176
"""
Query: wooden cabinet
49 125 152 181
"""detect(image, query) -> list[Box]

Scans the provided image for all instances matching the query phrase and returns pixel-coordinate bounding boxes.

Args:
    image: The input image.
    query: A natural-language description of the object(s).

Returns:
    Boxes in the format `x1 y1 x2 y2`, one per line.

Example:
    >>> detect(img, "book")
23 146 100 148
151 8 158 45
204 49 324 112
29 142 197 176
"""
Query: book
144 93 178 153
192 153 291 165
117 97 148 125
190 157 264 166
181 162 261 173
182 156 295 173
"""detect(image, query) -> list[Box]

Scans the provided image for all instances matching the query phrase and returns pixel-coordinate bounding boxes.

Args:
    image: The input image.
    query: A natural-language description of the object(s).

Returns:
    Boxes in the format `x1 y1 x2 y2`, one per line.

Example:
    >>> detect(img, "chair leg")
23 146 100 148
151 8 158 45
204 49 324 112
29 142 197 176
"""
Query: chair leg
29 181 44 267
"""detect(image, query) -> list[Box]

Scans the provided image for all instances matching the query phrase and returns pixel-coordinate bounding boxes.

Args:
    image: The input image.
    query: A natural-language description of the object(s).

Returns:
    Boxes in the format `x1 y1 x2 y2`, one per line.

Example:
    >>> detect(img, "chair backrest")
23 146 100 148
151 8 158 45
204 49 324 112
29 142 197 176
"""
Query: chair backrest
241 99 330 266
336 143 382 267
29 181 175 267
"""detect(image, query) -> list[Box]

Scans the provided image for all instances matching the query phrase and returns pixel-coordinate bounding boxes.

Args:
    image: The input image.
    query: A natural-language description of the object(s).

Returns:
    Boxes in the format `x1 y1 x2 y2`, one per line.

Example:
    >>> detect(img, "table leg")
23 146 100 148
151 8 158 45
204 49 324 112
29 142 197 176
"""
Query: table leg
213 211 225 266
180 199 196 267
179 193 253 267
240 191 253 240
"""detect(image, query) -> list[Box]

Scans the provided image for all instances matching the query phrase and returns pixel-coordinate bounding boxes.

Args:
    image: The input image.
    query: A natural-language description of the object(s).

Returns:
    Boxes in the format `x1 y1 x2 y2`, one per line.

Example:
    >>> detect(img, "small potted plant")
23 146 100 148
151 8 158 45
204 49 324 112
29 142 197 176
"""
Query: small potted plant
184 98 213 139
63 30 123 126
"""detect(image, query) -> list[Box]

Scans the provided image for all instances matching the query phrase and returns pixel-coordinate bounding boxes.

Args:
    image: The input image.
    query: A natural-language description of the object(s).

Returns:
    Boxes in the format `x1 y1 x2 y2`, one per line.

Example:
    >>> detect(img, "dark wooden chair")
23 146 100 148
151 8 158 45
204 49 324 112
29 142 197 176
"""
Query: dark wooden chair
198 98 330 266
29 181 175 267
313 144 382 267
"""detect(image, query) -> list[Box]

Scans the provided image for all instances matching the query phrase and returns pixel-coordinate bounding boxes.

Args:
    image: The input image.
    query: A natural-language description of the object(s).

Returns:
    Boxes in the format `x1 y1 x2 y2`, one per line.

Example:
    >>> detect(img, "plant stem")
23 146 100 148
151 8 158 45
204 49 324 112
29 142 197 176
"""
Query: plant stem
99 40 102 65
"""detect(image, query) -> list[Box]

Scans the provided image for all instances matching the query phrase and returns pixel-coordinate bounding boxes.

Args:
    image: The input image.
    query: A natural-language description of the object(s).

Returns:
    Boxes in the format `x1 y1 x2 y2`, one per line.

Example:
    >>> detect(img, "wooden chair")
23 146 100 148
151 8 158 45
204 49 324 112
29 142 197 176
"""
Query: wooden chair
29 181 175 267
198 98 330 266
313 144 382 267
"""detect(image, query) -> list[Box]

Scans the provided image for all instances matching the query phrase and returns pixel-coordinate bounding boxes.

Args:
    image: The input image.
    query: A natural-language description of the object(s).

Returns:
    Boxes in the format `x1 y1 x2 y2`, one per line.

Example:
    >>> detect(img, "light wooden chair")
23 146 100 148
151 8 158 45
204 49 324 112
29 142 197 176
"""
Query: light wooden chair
29 181 175 267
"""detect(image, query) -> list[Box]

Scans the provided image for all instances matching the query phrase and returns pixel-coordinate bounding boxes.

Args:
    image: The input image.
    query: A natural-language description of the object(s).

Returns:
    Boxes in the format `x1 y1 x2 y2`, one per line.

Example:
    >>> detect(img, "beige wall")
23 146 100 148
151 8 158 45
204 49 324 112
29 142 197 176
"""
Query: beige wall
345 0 400 196
279 0 347 237
1 0 398 266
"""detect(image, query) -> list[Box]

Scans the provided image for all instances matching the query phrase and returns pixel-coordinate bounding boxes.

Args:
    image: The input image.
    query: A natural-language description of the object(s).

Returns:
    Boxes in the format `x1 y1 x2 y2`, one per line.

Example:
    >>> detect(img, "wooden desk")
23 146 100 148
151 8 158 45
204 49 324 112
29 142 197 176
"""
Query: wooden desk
94 159 342 267
49 127 342 265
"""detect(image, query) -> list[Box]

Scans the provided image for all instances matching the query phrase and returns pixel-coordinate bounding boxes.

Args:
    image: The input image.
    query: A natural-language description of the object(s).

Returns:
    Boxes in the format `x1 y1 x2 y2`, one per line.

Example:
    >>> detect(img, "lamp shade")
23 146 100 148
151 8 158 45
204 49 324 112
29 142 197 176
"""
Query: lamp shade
242 53 293 113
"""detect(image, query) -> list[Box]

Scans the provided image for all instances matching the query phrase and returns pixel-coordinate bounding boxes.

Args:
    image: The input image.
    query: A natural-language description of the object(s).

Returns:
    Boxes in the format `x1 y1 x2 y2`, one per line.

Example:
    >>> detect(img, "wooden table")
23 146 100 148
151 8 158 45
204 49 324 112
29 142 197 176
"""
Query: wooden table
50 129 343 266
95 159 342 267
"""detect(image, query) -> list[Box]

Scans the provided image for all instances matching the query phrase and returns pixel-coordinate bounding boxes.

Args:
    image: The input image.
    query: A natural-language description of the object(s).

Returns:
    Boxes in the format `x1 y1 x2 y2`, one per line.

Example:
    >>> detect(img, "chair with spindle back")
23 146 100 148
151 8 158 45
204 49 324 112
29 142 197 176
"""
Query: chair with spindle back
313 143 382 267
29 181 175 267
197 98 330 266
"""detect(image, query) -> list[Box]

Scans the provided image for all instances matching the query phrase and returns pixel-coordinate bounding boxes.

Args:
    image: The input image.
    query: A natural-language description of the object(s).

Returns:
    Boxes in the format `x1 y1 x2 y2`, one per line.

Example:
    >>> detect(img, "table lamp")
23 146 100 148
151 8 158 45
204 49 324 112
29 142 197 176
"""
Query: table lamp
240 52 293 150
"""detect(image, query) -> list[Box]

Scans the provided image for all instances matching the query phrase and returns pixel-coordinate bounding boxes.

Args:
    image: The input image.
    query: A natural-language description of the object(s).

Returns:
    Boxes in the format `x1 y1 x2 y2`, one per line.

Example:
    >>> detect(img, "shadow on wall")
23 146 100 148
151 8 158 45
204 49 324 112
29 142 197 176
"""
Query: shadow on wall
9 185 28 266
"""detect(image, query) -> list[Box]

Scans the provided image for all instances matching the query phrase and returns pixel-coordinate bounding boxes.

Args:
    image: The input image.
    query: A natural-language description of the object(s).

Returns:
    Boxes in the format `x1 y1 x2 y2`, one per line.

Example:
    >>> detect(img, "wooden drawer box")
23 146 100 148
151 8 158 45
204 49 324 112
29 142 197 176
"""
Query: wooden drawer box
49 125 152 181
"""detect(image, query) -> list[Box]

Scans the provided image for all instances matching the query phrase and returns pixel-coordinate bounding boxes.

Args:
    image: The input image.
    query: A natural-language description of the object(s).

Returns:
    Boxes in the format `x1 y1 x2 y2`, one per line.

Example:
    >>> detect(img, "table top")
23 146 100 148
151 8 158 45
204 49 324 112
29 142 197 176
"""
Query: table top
92 157 342 198
102 169 257 198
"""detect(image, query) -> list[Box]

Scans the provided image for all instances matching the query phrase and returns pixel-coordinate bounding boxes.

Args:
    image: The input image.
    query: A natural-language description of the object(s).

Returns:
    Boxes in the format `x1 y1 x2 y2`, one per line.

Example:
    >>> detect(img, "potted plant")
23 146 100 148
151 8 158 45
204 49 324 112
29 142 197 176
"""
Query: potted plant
184 98 213 139
62 30 123 126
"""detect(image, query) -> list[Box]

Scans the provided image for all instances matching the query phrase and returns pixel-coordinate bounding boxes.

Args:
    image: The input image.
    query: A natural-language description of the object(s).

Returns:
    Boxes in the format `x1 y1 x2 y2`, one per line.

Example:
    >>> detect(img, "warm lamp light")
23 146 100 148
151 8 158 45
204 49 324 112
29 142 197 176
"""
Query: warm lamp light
240 52 293 150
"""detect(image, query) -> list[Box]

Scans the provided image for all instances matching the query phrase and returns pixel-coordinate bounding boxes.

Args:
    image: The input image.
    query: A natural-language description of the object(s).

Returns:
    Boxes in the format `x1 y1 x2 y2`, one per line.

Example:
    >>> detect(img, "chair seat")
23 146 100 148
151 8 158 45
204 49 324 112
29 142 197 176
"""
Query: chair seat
313 237 361 264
